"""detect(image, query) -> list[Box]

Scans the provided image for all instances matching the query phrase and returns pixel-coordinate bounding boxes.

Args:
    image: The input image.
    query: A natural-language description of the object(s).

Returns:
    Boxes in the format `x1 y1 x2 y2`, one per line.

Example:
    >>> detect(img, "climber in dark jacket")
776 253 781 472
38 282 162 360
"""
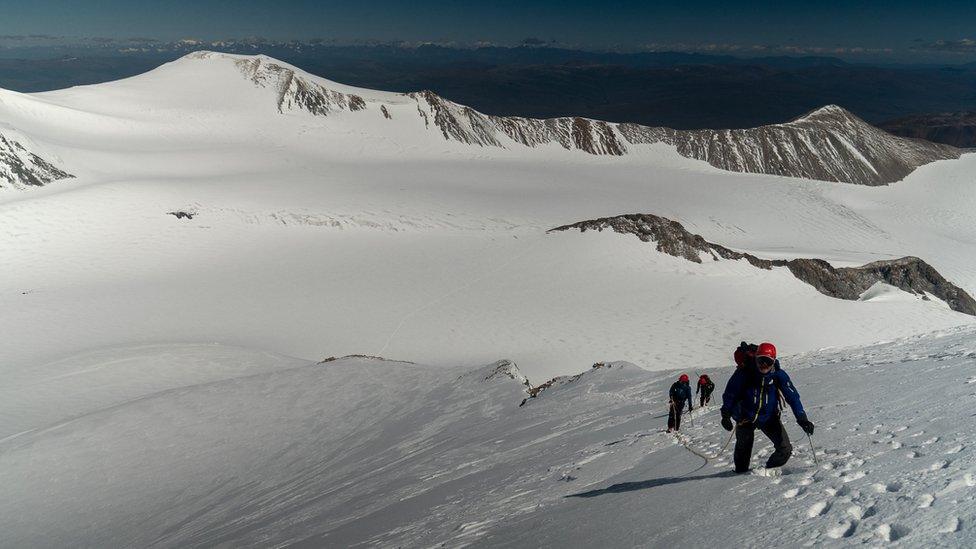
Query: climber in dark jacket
720 342 815 473
667 374 693 432
696 374 715 407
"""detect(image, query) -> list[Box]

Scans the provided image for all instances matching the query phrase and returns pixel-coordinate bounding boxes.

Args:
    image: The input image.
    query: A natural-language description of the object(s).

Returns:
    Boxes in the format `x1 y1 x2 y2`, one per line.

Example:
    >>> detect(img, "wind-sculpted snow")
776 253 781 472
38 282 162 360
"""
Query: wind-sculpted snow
0 130 72 189
3 331 976 546
551 213 976 315
197 52 953 184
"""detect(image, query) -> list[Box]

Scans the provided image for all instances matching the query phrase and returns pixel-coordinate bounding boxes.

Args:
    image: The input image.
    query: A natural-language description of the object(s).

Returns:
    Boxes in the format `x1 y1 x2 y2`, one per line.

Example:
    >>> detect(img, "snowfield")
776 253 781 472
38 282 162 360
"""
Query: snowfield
1 52 974 379
1 328 974 546
1 51 976 546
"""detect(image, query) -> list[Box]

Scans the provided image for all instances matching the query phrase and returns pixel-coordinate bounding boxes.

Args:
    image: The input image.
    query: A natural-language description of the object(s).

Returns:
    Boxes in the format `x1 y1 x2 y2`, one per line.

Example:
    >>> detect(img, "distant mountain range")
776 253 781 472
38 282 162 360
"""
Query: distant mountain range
879 112 976 148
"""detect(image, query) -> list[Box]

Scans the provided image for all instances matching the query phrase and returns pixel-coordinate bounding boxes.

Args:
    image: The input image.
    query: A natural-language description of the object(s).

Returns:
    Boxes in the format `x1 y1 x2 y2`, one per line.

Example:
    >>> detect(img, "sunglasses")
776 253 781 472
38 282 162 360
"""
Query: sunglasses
757 356 775 369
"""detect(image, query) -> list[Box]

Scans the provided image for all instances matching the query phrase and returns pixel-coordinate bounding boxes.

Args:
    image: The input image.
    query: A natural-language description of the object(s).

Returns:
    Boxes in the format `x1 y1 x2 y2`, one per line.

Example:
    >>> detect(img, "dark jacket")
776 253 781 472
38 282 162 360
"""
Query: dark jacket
721 360 806 425
669 381 693 411
696 377 715 394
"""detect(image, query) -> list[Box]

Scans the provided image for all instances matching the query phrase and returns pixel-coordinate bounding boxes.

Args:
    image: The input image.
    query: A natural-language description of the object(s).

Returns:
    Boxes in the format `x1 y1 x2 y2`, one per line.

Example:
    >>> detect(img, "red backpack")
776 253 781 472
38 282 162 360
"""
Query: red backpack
733 341 759 369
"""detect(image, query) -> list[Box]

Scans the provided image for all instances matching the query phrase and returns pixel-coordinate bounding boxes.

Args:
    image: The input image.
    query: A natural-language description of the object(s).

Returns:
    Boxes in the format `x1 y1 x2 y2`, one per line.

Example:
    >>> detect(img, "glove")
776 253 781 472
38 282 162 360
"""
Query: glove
721 415 734 432
798 416 815 435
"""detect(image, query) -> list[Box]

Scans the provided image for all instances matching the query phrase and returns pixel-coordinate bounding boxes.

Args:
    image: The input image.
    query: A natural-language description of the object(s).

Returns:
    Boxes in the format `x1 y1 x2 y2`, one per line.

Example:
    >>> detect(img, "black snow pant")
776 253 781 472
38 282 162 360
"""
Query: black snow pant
733 415 792 473
667 400 686 431
699 389 713 407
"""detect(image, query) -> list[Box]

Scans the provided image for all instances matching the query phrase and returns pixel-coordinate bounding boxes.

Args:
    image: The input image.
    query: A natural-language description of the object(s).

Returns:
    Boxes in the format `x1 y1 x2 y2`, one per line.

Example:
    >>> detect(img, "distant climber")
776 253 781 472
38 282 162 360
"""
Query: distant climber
696 374 715 407
720 342 815 473
667 374 693 432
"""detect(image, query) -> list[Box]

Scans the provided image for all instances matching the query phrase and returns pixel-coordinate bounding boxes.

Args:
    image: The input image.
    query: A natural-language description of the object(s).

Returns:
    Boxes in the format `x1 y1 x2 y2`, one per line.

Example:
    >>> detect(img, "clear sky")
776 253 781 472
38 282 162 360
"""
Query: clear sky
0 0 974 61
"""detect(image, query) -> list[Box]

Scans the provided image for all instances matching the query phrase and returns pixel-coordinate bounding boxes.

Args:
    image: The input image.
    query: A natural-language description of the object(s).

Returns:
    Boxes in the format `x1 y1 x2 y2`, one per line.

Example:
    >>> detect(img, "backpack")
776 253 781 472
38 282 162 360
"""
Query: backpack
669 382 686 402
734 341 759 369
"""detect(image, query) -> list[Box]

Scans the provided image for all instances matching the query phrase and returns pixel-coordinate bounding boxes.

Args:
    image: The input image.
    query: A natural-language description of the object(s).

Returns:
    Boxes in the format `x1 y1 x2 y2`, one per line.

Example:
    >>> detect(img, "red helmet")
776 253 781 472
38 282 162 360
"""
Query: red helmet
757 342 777 360
679 374 689 383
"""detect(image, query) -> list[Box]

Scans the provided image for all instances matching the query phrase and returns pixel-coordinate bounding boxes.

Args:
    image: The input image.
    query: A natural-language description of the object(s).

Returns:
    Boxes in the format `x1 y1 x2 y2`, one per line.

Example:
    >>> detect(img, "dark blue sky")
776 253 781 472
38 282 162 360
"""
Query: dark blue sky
1 0 974 60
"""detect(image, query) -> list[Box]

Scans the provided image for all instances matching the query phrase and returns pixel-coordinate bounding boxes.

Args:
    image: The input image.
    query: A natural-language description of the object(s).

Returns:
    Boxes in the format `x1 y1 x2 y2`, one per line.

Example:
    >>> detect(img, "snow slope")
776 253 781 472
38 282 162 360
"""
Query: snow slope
2 328 974 546
0 52 974 380
2 50 976 547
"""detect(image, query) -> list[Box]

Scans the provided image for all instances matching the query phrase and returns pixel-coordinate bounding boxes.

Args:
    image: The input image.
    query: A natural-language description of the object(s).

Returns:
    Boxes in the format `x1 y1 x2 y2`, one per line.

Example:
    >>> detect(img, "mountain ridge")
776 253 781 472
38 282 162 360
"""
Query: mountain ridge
195 51 965 186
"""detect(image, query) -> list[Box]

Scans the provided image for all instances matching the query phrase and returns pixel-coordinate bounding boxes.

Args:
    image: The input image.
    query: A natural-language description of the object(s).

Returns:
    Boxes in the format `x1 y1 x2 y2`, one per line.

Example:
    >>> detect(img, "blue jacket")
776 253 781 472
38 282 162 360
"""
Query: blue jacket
721 361 806 425
669 381 693 411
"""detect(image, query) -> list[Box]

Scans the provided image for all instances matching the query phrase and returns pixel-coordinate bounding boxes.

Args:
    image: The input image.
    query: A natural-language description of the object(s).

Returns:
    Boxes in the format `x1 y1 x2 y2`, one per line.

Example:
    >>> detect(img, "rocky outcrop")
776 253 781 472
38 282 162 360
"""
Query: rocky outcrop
551 213 976 315
403 96 958 184
0 132 73 189
786 257 976 315
619 106 960 185
878 112 976 149
480 359 531 389
520 362 617 406
222 54 369 117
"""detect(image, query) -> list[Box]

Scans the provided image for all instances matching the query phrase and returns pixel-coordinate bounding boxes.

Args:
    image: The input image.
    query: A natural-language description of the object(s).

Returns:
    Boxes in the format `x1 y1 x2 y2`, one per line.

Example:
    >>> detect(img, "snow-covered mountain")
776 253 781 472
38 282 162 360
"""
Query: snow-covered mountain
228 51 962 185
0 51 974 379
2 329 975 546
1 51 957 189
2 49 976 547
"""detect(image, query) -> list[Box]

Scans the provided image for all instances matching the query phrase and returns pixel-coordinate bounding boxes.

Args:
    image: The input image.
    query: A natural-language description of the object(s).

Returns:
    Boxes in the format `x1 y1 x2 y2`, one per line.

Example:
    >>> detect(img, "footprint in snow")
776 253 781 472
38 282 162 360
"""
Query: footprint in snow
848 504 876 519
929 460 950 471
783 487 802 499
923 437 940 445
946 444 964 454
876 523 911 542
840 471 867 483
825 484 850 497
872 481 902 493
940 517 961 534
827 519 858 539
807 501 830 517
918 494 935 508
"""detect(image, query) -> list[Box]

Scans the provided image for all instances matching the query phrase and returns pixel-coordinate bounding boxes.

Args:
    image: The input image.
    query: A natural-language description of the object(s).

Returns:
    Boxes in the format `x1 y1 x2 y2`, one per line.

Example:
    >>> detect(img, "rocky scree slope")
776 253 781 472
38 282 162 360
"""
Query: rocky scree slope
550 213 976 315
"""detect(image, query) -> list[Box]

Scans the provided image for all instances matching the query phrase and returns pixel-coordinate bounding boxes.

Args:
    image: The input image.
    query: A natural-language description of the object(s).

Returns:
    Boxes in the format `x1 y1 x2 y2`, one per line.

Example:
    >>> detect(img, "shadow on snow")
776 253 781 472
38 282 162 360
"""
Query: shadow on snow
565 470 738 498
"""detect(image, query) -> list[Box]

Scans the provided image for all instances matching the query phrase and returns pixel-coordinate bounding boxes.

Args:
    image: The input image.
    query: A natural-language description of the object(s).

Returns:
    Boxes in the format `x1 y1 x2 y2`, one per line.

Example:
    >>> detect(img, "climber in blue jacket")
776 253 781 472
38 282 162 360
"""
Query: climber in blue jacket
720 342 815 473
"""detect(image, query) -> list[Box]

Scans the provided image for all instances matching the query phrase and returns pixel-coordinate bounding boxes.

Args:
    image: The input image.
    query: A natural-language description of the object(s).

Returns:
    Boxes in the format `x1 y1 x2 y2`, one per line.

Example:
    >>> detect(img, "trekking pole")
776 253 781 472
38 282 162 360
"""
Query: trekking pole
806 433 820 465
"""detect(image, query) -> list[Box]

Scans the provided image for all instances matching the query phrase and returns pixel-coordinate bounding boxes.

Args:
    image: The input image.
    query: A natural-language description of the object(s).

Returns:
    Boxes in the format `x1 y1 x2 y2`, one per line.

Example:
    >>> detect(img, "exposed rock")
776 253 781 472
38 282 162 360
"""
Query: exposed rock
785 257 976 316
620 106 960 185
551 213 976 315
167 211 195 220
404 94 958 184
225 54 373 117
317 354 414 364
549 214 769 268
0 132 73 189
479 359 531 389
520 361 620 406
